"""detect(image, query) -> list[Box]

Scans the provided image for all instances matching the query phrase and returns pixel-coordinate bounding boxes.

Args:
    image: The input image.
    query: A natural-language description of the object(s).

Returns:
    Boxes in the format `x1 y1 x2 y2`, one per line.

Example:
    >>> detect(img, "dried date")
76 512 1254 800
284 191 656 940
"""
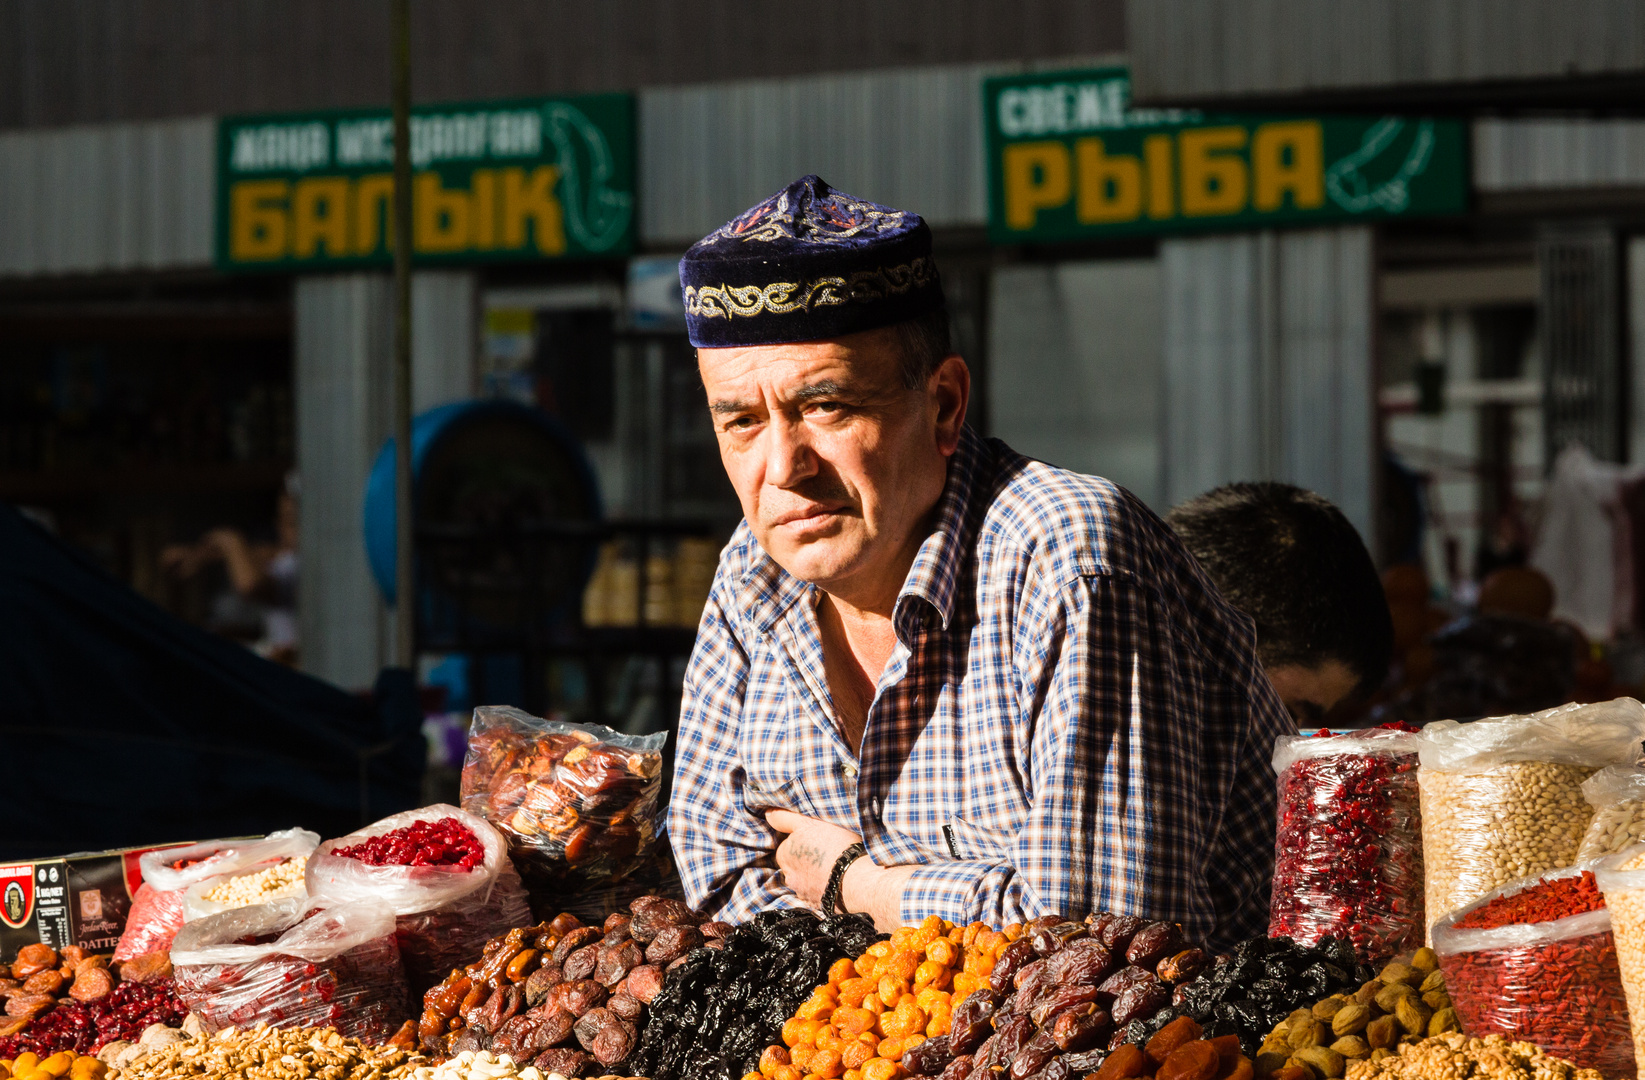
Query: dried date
1097 915 1148 955
1052 1006 1112 1052
1125 923 1186 970
644 925 703 966
699 921 734 940
1008 1030 1059 1080
1110 980 1169 1026
1049 939 1115 985
939 1054 976 1080
1156 949 1210 985
904 1034 954 1077
991 1014 1035 1067
1031 985 1108 1027
990 940 1037 993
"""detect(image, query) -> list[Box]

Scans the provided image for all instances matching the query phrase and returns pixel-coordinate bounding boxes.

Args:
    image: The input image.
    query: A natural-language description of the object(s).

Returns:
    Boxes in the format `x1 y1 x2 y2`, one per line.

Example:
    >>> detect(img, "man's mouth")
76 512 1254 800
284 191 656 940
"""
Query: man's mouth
772 505 848 528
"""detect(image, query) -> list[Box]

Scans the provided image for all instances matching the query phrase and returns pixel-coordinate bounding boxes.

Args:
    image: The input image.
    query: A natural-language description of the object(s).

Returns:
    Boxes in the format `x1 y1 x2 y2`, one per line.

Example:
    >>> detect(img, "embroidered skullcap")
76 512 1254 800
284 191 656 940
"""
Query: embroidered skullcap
680 175 944 348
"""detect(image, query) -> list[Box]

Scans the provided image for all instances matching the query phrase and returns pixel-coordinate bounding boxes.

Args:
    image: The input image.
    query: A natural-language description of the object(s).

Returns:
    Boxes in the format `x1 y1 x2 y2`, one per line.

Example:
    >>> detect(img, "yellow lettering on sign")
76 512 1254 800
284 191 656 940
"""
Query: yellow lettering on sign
471 169 498 250
1144 134 1175 219
230 180 290 261
1074 137 1141 224
415 172 471 253
501 166 565 254
1002 142 1072 230
291 177 350 258
1252 121 1324 211
355 174 394 255
1179 127 1248 217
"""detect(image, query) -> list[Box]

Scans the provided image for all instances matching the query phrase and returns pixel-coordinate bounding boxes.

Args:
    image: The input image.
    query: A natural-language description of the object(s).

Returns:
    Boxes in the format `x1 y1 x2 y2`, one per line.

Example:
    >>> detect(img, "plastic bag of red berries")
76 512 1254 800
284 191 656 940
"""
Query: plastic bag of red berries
305 804 531 996
1267 724 1424 965
171 895 409 1043
461 706 667 900
113 827 321 962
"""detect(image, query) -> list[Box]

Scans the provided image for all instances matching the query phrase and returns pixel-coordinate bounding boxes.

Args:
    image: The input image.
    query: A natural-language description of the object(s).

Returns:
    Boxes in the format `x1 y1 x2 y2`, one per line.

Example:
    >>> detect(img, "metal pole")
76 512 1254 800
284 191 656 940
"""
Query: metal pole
391 0 415 669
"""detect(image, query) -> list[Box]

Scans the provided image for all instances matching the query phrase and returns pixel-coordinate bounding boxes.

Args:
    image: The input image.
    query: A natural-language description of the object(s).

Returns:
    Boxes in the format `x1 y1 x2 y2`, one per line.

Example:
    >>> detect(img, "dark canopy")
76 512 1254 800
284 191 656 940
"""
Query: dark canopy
0 503 423 859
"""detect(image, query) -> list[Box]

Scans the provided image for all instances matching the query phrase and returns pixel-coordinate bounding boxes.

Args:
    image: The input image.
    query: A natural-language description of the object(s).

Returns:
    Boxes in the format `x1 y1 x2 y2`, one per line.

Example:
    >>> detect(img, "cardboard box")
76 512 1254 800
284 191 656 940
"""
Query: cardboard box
0 844 195 962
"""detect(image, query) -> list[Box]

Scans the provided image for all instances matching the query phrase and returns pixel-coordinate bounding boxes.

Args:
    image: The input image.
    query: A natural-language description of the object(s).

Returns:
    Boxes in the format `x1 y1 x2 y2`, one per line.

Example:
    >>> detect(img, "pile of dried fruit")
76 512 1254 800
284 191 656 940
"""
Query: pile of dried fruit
103 1023 422 1080
418 896 710 1074
628 908 882 1080
1252 952 1456 1080
1342 1033 1600 1080
0 1049 107 1080
1089 1017 1253 1080
764 916 1014 1080
0 948 182 1058
333 820 486 870
1163 937 1368 1054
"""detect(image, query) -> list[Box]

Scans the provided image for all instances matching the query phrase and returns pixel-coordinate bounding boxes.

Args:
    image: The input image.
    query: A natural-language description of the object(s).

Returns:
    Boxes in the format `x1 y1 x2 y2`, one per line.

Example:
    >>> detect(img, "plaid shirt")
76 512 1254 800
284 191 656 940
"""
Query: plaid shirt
668 427 1293 949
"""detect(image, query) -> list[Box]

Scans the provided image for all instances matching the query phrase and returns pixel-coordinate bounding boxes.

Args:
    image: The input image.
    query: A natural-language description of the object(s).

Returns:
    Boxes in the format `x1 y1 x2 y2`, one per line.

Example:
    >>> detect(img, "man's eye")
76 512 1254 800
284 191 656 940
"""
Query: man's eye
722 416 757 431
806 401 843 415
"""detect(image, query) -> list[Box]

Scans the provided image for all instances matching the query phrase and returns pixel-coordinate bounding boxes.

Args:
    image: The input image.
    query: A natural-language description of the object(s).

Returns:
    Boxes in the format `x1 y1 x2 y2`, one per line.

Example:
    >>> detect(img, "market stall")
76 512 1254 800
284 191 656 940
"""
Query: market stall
7 698 1645 1080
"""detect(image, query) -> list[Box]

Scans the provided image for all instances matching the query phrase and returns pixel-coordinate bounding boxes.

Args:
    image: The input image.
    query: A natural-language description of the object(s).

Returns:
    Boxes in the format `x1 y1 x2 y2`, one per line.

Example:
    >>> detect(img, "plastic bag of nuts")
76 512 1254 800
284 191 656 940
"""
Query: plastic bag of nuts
1594 845 1645 1080
461 708 666 899
1416 697 1645 940
1431 863 1634 1078
1579 766 1645 862
113 829 321 962
1268 726 1424 966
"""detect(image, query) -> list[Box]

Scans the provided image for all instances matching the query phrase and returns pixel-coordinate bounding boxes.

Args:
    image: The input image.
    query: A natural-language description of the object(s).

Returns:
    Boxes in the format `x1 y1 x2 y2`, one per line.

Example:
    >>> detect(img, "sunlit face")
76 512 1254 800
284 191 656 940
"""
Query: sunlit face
698 327 967 602
1265 659 1361 727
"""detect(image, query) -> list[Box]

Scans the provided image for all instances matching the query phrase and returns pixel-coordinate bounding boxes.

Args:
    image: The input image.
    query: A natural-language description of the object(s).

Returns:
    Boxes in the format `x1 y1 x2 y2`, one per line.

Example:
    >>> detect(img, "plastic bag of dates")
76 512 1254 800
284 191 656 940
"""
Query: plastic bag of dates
113 828 321 962
170 895 410 1043
416 895 709 1076
306 804 532 997
461 706 666 898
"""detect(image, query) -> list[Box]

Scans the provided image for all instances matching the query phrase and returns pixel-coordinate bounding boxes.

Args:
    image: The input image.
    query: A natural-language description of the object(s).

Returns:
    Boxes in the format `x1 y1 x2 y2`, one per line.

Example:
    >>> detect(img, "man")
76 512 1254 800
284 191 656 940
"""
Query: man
1165 484 1394 726
668 176 1292 949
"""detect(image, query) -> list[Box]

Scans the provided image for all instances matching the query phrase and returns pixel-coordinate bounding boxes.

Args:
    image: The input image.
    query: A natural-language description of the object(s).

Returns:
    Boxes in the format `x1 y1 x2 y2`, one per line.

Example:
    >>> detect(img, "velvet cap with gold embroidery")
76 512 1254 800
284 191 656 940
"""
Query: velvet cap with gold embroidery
680 175 945 348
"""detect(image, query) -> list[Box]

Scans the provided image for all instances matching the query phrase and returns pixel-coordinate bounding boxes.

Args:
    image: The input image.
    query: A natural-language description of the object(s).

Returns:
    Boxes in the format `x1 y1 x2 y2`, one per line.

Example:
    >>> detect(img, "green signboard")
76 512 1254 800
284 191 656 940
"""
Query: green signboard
984 68 1468 244
216 94 634 271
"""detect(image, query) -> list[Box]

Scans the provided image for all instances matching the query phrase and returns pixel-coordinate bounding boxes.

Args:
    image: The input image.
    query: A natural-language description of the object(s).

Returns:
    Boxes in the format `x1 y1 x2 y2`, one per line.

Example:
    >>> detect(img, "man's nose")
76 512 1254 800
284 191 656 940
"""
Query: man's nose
764 414 817 489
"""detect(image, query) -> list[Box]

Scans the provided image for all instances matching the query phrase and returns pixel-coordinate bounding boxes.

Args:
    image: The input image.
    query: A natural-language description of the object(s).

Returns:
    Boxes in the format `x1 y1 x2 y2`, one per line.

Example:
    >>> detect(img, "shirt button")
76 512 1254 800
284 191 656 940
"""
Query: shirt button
842 763 858 779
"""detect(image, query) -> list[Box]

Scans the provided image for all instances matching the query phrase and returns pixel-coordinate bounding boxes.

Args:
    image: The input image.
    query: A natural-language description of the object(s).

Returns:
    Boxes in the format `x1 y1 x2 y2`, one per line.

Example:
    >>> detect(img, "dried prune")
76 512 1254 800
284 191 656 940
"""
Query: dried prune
563 943 601 982
528 1007 576 1047
1125 923 1186 970
552 926 603 964
1111 980 1169 1026
645 925 704 966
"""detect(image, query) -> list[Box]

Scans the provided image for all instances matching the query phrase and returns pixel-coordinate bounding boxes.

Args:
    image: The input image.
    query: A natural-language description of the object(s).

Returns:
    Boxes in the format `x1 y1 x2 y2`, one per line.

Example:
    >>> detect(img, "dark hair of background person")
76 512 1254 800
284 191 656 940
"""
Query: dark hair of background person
1166 482 1394 699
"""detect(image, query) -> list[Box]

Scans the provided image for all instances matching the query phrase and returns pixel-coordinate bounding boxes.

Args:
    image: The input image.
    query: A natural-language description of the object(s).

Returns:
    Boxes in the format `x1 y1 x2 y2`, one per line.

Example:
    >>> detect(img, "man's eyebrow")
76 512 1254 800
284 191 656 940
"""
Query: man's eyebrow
793 379 848 401
709 398 755 416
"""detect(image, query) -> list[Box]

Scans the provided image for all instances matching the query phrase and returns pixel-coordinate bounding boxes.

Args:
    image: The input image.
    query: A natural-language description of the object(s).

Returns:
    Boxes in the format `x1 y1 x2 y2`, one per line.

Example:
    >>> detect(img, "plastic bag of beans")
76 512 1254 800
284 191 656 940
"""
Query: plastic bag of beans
1433 861 1634 1077
1580 766 1645 862
113 828 321 961
1416 696 1645 940
1596 845 1645 1080
306 804 531 997
171 896 409 1043
1268 725 1424 965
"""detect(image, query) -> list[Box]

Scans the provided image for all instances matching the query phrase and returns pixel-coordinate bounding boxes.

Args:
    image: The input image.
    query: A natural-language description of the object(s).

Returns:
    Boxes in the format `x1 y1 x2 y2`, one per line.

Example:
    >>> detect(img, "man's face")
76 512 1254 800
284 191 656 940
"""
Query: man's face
698 327 968 603
1265 659 1360 726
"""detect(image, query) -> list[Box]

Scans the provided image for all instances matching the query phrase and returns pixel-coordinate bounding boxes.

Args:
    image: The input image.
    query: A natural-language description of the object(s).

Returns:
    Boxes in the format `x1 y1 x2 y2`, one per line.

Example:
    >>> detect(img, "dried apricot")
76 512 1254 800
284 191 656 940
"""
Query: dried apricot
1146 1017 1207 1066
762 1047 793 1077
1094 1044 1148 1080
1158 1041 1221 1080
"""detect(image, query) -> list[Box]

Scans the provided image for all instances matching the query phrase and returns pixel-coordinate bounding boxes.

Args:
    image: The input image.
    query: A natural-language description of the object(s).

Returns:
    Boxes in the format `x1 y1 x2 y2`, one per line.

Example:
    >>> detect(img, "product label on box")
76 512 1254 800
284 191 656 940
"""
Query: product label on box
31 860 72 953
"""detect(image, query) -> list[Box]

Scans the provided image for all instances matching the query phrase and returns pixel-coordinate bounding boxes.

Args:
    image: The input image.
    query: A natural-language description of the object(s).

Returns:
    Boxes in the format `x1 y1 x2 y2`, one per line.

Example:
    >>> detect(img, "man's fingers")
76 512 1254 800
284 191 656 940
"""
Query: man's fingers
766 809 805 833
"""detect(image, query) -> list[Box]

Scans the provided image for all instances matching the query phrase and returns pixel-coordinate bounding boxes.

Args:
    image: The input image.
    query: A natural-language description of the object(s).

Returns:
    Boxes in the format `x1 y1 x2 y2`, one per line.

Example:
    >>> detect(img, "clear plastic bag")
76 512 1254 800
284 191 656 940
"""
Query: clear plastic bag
1597 846 1645 1080
461 706 667 900
1581 766 1645 862
1434 862 1634 1077
1267 726 1424 964
306 804 531 997
171 896 409 1043
182 855 311 921
1417 697 1645 939
113 828 320 961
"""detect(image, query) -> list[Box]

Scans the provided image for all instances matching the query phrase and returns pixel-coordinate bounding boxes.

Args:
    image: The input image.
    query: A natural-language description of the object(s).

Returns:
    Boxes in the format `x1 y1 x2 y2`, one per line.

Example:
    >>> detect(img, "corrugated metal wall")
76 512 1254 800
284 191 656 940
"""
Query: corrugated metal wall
0 116 212 277
637 63 1002 246
1160 227 1373 537
1476 118 1645 190
1126 0 1645 103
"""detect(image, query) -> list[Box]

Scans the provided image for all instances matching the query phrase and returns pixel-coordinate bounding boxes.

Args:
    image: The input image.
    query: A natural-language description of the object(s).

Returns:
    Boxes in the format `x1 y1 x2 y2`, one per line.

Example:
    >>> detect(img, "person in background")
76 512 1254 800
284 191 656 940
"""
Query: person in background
161 471 299 665
1167 482 1394 726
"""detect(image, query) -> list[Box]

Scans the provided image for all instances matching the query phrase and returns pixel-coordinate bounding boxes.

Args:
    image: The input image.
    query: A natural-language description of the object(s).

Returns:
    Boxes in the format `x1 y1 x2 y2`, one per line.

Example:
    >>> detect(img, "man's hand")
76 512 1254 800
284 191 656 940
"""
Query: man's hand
766 810 862 908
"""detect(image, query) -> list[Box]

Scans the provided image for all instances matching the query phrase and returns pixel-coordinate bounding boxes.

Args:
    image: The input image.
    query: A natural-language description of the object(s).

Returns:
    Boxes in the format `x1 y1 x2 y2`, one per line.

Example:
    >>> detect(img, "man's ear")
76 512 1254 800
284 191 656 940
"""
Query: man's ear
929 354 970 456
